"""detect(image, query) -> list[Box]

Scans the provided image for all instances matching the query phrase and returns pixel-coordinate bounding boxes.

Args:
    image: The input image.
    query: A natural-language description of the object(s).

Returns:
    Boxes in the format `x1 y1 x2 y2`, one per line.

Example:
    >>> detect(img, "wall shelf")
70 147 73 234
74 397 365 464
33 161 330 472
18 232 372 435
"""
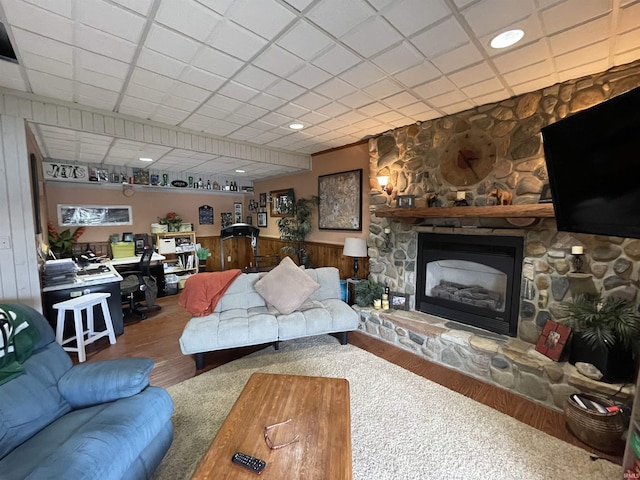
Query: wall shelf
374 203 555 222
45 180 253 195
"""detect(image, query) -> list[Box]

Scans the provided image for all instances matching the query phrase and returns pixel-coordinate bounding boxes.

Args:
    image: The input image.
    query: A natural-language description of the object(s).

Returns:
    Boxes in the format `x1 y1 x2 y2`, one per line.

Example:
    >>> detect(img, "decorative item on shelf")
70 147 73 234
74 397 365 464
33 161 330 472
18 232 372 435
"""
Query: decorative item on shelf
377 175 393 195
427 193 441 207
161 173 169 186
396 195 415 208
196 247 210 272
535 320 571 361
343 237 367 279
353 279 385 308
486 187 513 205
158 212 183 232
571 245 584 273
561 293 640 383
132 168 149 185
150 174 159 186
390 292 409 310
453 191 469 206
47 222 85 258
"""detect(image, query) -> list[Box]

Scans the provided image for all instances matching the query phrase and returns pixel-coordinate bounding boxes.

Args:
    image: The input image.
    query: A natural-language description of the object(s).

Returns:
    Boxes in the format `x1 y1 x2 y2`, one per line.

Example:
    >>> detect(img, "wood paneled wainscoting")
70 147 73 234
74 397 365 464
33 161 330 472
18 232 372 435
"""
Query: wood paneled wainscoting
196 235 369 279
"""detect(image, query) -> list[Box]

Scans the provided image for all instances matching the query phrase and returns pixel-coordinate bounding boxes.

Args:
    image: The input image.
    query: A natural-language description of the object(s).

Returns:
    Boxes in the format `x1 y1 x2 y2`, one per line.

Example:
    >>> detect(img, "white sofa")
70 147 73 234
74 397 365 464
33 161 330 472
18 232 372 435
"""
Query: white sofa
179 266 359 369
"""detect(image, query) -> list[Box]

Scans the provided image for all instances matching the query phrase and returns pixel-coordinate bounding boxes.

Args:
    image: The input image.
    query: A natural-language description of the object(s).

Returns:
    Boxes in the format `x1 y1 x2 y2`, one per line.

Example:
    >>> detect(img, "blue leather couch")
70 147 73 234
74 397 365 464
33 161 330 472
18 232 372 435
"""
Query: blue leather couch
0 304 174 479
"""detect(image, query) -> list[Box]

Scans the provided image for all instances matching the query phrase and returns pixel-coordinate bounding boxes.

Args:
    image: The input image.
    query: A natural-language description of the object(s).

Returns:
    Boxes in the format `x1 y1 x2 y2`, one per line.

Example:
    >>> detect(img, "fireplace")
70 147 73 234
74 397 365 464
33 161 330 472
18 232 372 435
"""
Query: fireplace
416 233 524 336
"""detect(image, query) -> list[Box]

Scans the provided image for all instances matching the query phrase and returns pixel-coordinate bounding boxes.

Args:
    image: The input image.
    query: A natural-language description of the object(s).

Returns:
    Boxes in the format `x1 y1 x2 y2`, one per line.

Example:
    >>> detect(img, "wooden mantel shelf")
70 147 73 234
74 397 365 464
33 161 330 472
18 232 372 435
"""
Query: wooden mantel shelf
375 203 555 220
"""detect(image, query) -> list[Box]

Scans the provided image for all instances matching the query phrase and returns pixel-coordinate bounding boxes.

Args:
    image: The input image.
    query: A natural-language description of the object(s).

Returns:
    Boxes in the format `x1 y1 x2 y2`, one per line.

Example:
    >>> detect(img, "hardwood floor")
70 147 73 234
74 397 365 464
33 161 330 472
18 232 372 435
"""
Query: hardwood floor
80 295 624 465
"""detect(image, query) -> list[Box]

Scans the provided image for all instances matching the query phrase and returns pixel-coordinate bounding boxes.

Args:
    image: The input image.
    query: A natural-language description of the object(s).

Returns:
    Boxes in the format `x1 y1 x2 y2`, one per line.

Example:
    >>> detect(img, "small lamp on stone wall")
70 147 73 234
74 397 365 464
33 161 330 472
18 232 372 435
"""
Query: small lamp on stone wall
377 175 393 195
343 237 368 279
571 245 584 273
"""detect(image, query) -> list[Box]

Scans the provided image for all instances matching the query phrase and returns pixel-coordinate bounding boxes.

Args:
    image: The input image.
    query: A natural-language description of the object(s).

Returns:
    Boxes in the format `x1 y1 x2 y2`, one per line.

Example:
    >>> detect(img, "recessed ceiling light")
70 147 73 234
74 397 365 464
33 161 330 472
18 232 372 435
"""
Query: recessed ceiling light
490 29 524 49
139 157 153 162
235 169 245 173
289 123 304 130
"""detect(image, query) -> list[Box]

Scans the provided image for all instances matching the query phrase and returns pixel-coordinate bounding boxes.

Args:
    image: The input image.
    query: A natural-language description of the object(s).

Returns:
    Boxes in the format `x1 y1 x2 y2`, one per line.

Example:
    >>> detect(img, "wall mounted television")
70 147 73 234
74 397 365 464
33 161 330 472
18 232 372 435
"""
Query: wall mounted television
541 86 640 240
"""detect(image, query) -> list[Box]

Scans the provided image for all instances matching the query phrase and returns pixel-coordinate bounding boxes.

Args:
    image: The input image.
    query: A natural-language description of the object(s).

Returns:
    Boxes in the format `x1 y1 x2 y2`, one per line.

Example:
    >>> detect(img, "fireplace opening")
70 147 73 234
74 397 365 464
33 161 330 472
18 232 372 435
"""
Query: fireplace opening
416 233 524 337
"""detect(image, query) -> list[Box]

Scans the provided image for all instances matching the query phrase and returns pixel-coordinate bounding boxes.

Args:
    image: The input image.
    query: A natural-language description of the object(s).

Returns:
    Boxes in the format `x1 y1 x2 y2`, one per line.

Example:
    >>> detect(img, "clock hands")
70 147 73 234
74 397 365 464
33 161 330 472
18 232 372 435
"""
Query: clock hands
457 150 480 179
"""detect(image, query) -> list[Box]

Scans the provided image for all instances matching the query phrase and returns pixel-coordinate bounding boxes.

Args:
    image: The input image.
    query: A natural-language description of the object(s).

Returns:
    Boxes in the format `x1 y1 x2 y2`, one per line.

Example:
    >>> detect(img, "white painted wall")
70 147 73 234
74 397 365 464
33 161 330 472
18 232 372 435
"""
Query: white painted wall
0 114 41 310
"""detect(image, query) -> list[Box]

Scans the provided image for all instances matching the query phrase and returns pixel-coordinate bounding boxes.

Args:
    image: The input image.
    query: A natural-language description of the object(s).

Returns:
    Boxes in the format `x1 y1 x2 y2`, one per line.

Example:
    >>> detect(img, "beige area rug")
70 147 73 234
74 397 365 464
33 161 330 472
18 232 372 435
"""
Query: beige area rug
153 335 621 480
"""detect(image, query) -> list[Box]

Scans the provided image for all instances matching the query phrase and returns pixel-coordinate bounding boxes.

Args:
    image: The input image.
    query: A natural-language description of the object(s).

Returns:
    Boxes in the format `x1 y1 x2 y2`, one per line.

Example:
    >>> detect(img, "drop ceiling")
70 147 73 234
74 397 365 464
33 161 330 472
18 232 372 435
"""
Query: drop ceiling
0 0 638 182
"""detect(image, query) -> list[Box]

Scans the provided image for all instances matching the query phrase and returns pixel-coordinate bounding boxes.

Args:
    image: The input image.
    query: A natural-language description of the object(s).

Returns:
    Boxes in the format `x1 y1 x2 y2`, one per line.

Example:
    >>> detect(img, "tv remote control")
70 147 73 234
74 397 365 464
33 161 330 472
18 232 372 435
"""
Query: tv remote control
231 452 266 474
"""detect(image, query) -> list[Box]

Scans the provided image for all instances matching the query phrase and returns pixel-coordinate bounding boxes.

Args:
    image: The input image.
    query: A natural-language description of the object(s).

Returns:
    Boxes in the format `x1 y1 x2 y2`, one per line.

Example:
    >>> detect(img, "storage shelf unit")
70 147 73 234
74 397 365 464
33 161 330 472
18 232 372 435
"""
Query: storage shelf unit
155 232 198 275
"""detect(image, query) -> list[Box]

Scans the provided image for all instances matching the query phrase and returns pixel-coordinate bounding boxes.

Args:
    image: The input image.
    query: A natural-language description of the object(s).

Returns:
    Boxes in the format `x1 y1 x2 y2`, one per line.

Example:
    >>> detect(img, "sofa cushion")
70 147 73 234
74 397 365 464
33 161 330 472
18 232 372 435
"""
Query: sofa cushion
58 358 154 409
254 257 320 315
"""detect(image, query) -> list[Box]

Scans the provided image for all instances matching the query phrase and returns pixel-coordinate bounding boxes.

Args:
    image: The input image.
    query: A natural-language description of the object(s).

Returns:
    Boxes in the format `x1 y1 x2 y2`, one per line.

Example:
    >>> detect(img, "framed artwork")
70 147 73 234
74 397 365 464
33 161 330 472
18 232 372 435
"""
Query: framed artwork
390 292 409 310
270 189 295 217
259 192 267 208
396 195 415 208
535 320 571 361
221 212 233 228
234 202 243 224
57 204 132 226
198 205 214 225
257 212 267 227
318 169 362 231
245 215 253 225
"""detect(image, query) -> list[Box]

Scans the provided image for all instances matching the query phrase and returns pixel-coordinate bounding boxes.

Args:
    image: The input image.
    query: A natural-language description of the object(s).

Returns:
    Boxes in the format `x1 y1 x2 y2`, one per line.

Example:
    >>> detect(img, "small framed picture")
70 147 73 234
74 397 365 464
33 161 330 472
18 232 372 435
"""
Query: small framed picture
234 202 242 224
259 192 267 208
245 215 252 225
390 292 409 310
535 320 571 361
538 183 553 203
257 212 267 228
396 195 415 208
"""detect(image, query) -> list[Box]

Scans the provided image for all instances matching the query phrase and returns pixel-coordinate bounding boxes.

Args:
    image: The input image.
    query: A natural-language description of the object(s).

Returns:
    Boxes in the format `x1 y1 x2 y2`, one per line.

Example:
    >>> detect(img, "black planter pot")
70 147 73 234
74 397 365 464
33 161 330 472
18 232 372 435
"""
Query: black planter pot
568 332 635 383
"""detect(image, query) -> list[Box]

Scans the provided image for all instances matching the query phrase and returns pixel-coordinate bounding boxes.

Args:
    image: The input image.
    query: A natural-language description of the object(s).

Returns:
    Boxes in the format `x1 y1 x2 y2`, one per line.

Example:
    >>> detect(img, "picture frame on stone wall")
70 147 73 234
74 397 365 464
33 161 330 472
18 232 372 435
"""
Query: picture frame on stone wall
390 292 409 310
535 320 571 361
396 195 415 208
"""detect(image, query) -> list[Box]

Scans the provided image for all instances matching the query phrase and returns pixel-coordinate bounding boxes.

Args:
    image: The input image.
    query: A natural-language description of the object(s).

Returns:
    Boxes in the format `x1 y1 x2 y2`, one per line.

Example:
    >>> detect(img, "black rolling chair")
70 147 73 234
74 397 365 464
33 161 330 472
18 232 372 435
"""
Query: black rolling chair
119 246 161 319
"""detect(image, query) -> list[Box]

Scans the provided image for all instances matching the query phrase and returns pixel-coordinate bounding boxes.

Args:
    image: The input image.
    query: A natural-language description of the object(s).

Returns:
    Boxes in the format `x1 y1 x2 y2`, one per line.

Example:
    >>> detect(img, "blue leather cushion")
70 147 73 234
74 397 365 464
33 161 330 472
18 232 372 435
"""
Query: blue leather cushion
58 358 154 408
0 386 173 480
0 344 72 460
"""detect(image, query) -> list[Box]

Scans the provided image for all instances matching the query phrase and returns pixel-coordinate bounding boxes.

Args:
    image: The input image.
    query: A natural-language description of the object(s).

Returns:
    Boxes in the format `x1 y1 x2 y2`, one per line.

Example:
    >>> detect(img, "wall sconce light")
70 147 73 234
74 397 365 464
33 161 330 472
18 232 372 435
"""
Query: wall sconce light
381 227 392 253
571 245 584 273
377 175 393 195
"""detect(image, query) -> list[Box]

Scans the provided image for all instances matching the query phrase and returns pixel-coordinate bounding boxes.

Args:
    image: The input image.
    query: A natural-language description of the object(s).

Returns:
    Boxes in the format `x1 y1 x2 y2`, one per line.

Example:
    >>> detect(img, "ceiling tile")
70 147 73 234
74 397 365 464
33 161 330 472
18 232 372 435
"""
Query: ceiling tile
316 101 351 117
28 71 73 100
620 2 640 32
253 44 306 76
218 80 259 102
155 0 221 42
75 24 137 62
250 92 288 110
287 64 332 89
548 16 610 56
136 48 187 78
382 91 419 108
410 17 469 58
3 0 74 43
112 0 153 15
179 66 225 91
363 78 403 98
277 20 333 60
541 0 612 35
413 76 456 98
339 90 375 108
130 68 175 93
383 0 451 36
431 43 484 74
206 20 268 61
314 77 357 98
394 61 441 87
502 59 554 87
340 62 387 88
341 16 403 58
12 29 72 63
0 63 28 91
77 0 146 43
371 42 424 74
448 62 496 88
460 77 503 98
191 46 244 77
492 40 550 74
22 52 72 79
145 25 201 63
462 0 533 37
227 0 297 40
292 91 331 110
312 44 361 75
75 83 120 110
307 0 375 38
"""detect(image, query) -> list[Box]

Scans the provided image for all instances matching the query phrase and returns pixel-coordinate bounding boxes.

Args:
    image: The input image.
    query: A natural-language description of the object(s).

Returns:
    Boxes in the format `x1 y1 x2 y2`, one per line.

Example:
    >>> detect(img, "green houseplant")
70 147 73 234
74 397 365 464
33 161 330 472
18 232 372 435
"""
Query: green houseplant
561 293 640 382
353 279 385 308
47 222 85 258
277 196 319 268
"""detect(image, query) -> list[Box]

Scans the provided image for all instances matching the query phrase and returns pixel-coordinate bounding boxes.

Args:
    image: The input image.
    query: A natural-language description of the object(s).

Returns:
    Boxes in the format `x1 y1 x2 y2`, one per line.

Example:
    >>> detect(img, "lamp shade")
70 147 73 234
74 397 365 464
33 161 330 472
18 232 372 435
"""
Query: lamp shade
343 237 367 258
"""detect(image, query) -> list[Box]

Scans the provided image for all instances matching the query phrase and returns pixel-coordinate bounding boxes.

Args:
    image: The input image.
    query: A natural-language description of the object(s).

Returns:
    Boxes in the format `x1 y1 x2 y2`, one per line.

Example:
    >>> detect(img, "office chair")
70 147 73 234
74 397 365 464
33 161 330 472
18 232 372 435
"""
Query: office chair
119 246 161 319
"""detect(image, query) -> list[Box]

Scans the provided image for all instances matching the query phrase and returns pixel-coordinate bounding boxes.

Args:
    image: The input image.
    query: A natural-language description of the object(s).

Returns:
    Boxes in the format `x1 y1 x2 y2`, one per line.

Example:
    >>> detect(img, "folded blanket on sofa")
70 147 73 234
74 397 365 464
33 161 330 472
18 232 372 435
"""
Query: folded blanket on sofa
179 270 242 316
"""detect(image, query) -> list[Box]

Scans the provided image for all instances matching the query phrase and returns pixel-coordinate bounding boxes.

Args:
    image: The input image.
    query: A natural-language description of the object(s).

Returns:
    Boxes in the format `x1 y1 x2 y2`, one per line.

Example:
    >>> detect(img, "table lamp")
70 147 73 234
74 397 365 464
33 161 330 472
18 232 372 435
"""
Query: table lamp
343 237 367 279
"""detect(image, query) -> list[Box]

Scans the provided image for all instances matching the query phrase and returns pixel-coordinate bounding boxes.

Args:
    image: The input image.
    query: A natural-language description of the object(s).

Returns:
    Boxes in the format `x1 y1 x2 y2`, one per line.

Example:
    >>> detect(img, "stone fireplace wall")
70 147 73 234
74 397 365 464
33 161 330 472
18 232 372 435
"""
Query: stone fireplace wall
362 60 640 410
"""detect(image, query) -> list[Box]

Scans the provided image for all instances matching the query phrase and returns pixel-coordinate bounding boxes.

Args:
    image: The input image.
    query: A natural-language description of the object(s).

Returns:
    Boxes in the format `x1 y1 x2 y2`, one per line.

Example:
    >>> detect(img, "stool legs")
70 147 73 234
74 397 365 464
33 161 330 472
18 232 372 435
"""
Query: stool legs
99 298 116 345
73 307 87 363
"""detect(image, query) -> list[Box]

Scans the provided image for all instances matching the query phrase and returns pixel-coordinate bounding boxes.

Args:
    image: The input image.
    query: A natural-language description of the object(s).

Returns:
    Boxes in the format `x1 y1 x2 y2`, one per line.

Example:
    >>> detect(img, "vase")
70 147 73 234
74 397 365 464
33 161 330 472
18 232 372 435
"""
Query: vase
569 332 635 383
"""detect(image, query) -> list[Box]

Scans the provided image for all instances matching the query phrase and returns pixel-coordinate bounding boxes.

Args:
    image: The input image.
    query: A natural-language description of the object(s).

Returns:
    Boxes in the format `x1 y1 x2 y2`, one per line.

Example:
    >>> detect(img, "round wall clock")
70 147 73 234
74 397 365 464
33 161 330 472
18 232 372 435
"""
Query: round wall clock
439 131 497 186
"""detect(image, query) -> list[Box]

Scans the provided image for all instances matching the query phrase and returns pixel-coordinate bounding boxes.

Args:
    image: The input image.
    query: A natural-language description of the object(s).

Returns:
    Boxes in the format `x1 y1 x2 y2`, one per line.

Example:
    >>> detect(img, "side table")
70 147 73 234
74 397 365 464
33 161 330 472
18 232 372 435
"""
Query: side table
345 278 362 306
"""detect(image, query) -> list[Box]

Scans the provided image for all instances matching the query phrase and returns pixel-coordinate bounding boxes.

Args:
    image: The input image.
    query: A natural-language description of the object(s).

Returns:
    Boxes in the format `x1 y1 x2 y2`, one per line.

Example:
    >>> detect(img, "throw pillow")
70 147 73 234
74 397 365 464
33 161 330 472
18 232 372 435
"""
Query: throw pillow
255 256 320 315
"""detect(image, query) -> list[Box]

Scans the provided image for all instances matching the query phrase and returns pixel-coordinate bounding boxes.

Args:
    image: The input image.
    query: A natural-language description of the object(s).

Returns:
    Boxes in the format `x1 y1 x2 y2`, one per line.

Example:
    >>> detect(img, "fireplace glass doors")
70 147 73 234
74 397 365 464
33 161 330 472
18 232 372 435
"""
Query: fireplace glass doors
416 233 523 337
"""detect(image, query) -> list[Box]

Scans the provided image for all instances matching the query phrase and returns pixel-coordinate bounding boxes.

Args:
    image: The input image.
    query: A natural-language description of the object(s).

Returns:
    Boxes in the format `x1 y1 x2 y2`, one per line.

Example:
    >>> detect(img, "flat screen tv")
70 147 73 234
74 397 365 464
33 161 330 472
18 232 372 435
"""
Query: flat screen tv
541 86 640 239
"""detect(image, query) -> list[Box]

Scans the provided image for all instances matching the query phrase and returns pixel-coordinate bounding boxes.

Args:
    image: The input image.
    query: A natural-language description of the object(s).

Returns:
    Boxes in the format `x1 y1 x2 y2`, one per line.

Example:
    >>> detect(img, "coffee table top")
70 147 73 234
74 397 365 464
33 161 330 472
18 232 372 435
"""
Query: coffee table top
192 372 352 479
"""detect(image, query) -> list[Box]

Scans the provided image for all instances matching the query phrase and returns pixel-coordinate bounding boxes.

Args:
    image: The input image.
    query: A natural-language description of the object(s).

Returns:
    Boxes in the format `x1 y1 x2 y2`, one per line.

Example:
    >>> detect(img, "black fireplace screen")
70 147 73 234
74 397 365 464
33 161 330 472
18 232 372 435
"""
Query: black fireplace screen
417 233 523 337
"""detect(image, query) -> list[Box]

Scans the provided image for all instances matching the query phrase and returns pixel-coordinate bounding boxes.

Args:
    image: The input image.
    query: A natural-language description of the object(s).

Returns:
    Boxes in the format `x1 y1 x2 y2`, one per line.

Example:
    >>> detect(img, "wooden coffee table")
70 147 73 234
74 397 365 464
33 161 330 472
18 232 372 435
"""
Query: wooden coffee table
191 372 352 479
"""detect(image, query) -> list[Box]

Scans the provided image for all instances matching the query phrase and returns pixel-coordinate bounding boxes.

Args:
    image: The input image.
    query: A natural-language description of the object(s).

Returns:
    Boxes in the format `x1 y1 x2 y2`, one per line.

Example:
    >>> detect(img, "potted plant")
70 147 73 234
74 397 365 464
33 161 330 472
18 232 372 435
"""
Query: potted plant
353 279 385 308
196 247 210 271
561 293 640 382
277 196 319 268
158 212 183 232
47 222 85 258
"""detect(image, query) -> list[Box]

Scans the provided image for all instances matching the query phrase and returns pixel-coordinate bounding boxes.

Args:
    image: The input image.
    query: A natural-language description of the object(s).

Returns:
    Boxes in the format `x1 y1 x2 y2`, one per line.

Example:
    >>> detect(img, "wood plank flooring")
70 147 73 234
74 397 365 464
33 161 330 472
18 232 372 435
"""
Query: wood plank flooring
80 295 624 465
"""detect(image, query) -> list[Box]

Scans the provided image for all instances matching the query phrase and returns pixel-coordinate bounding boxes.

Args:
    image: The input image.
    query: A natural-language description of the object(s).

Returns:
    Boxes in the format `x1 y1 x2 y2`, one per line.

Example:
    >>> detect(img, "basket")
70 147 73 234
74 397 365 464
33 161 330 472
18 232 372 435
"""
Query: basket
110 242 135 259
564 393 626 452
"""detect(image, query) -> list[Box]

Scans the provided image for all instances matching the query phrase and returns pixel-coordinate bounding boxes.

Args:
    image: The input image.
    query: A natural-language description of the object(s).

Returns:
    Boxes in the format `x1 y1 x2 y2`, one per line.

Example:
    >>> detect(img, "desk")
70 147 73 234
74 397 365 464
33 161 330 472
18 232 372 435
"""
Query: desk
42 263 125 335
107 252 165 267
108 253 167 298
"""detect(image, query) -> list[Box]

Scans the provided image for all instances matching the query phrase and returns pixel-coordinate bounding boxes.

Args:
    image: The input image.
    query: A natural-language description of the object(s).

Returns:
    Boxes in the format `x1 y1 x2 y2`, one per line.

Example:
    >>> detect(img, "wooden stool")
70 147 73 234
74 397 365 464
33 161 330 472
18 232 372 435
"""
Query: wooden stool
53 292 116 362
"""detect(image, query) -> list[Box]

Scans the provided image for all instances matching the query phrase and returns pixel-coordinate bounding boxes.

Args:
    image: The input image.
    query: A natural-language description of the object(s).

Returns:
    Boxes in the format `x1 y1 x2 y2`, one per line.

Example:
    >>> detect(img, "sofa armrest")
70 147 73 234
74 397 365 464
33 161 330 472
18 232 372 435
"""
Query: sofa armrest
58 358 154 408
